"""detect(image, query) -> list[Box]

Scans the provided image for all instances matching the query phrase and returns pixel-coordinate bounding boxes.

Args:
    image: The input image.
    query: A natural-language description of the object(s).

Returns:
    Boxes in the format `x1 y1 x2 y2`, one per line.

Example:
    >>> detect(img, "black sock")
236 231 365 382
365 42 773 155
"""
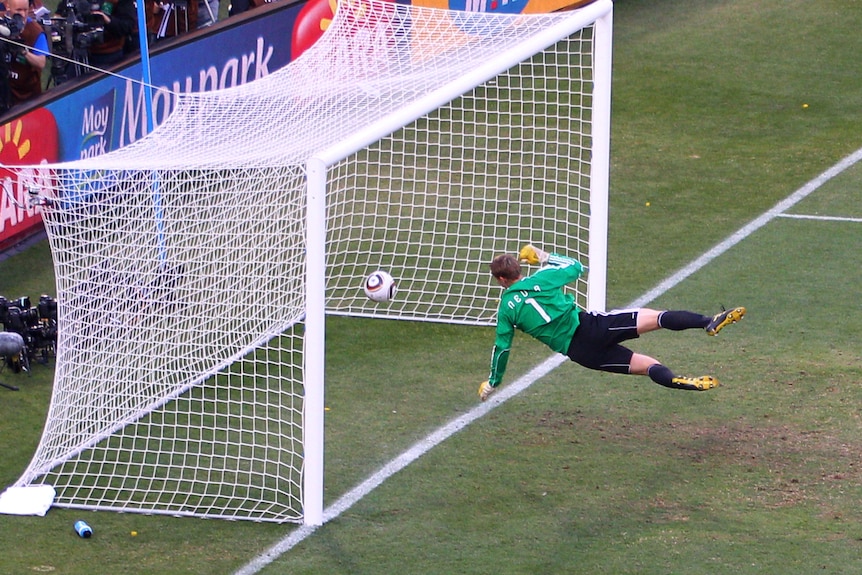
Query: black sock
657 310 709 331
647 364 676 387
648 364 702 390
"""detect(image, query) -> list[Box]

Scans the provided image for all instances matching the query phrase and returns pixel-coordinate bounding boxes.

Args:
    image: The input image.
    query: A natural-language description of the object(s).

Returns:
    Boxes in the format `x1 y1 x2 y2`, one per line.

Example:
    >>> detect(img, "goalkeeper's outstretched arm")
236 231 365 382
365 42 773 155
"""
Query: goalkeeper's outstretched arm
479 344 510 401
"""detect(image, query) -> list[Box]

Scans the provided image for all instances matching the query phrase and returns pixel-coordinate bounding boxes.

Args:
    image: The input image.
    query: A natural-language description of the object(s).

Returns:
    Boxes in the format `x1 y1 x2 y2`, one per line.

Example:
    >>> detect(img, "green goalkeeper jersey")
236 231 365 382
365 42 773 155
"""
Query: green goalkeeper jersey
487 253 585 387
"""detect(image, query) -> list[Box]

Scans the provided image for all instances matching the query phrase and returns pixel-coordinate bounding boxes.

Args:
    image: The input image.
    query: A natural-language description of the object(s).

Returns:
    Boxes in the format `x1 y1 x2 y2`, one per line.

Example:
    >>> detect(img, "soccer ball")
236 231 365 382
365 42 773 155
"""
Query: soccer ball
363 270 396 303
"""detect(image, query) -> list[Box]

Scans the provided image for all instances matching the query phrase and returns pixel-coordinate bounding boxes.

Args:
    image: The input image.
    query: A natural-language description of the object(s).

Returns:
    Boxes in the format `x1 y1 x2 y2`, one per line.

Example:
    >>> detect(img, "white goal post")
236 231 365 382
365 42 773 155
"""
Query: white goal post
0 0 612 526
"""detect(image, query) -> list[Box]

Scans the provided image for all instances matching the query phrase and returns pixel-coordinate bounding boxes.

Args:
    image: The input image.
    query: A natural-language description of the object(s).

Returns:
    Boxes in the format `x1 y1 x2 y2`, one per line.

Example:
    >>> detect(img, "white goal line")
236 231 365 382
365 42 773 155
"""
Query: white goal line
234 144 862 575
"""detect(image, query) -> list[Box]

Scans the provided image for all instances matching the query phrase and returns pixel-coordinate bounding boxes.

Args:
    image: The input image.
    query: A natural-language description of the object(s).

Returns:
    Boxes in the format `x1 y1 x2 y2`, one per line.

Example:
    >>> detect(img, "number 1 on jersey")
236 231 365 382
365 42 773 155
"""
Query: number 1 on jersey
525 298 551 323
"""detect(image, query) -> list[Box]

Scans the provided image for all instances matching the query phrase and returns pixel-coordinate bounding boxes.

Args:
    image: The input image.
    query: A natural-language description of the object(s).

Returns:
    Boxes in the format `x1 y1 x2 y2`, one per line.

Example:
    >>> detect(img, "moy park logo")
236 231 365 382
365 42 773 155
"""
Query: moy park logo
80 90 117 158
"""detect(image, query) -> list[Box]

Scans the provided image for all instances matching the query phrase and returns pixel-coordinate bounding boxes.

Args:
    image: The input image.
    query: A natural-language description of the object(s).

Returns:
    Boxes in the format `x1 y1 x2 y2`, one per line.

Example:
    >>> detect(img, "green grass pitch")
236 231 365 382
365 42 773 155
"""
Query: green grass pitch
2 0 862 573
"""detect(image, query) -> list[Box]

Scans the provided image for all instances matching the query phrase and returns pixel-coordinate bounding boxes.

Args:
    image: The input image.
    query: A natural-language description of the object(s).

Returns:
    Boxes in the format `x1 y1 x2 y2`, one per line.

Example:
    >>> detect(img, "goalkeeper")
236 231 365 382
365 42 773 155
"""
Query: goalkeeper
478 245 745 401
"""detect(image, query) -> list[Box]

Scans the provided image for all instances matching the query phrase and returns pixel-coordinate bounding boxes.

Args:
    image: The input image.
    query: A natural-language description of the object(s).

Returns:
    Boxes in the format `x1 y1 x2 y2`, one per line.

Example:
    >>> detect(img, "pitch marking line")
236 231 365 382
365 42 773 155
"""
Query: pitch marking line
235 146 862 575
631 147 862 309
777 213 862 223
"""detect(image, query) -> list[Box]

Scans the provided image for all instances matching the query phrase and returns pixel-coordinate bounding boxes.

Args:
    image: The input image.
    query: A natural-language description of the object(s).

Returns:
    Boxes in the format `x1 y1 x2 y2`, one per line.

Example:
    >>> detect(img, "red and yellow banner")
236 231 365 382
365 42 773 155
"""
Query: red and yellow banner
0 107 59 250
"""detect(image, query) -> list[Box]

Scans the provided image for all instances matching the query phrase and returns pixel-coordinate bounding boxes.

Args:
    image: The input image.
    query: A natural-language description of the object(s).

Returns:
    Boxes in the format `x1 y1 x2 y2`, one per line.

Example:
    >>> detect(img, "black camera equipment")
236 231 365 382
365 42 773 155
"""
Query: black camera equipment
0 13 25 114
0 332 23 390
0 13 24 39
0 294 58 387
44 0 105 85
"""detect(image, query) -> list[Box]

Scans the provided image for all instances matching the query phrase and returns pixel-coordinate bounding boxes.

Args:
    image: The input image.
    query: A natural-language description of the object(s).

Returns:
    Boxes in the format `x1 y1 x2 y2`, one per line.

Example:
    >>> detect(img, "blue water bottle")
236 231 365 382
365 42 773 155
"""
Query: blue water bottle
74 520 93 538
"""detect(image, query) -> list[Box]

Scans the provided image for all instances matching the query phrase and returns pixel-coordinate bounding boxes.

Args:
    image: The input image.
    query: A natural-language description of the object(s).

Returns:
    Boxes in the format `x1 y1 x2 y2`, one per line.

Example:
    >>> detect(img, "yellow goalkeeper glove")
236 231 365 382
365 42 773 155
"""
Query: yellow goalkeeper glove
518 244 549 265
478 380 496 401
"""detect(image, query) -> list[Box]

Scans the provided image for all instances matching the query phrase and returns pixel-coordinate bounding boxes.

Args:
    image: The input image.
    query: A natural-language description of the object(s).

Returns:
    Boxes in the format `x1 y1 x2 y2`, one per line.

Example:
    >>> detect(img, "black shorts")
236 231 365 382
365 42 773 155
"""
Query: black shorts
566 309 640 374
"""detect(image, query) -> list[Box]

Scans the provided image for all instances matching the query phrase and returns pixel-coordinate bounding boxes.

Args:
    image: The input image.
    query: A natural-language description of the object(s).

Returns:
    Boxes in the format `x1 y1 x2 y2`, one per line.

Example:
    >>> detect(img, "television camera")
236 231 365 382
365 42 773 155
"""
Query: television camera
0 295 58 383
43 0 106 85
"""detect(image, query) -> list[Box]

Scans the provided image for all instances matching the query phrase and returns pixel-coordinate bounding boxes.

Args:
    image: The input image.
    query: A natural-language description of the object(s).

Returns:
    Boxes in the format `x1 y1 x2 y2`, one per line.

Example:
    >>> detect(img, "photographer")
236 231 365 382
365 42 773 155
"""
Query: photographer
3 0 48 108
55 0 136 75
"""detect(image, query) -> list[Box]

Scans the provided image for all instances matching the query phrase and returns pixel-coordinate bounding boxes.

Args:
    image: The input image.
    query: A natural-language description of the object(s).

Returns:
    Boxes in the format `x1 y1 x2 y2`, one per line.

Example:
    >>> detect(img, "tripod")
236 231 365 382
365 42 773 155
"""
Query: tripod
45 13 96 88
48 46 90 87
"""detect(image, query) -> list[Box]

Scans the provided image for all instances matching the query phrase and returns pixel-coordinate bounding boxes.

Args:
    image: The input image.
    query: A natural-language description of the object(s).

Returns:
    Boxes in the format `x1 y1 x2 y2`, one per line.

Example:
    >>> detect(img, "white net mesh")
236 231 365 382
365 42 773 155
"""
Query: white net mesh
3 0 611 522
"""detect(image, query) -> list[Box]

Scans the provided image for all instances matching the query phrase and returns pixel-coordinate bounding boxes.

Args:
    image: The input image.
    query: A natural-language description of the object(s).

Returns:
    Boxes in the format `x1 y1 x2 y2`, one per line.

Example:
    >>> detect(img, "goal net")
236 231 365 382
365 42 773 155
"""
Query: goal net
0 0 612 525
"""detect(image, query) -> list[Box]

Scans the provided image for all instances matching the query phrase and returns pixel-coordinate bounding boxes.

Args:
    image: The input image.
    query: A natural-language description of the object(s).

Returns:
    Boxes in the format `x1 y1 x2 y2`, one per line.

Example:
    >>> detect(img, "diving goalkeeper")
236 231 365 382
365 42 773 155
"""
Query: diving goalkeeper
478 245 745 401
